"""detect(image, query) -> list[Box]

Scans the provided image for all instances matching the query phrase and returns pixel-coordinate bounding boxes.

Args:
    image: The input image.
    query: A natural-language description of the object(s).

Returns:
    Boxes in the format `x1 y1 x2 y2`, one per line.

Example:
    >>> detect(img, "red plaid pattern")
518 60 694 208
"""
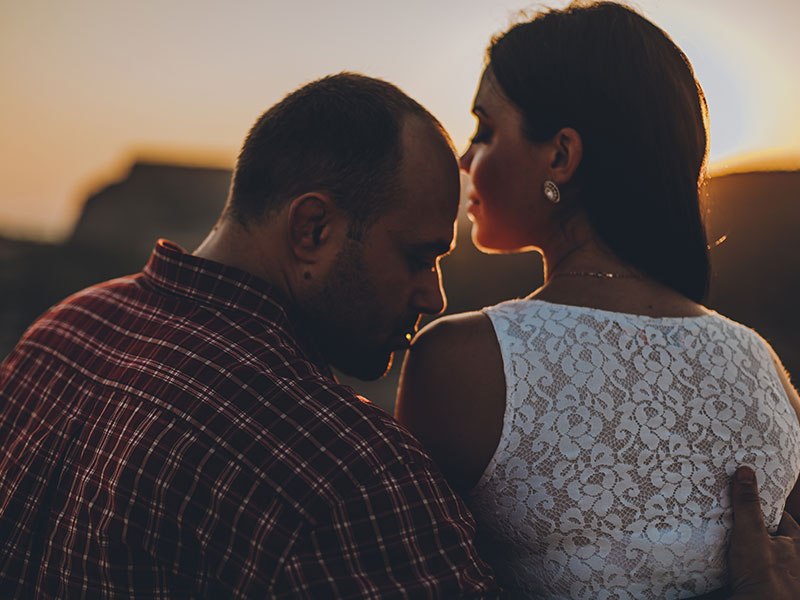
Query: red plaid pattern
0 239 498 598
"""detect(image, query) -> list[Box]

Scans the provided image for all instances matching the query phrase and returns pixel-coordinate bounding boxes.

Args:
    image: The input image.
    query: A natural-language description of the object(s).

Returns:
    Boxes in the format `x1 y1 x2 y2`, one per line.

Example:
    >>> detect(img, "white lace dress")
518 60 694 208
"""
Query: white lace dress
470 299 800 599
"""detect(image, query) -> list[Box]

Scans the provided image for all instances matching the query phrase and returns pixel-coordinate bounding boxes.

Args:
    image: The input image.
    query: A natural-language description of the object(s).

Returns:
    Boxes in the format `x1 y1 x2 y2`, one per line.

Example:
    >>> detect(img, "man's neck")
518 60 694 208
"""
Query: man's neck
194 218 292 299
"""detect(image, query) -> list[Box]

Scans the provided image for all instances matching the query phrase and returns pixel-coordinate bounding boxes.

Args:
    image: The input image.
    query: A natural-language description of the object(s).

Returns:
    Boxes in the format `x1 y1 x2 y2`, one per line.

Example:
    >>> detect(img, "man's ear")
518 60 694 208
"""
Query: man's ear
287 192 343 263
548 127 583 184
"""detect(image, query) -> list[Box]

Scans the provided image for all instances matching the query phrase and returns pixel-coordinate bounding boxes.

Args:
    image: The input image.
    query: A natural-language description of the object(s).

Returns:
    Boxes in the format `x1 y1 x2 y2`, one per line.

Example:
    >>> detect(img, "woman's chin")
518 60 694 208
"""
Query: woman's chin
471 230 511 254
466 201 479 223
471 228 540 255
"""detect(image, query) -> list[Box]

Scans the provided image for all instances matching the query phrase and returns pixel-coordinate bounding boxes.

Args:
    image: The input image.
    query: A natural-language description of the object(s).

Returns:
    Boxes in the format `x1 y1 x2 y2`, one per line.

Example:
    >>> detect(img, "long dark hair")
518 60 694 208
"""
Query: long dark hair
489 1 710 302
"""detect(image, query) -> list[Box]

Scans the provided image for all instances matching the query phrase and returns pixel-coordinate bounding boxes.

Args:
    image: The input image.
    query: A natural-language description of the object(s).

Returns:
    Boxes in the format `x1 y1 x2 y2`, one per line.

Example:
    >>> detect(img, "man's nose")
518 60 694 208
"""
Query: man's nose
411 268 446 316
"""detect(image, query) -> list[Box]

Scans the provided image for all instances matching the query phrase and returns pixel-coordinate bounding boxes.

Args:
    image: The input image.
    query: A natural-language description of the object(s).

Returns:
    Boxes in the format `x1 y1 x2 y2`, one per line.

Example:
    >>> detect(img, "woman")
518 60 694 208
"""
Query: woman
395 2 800 598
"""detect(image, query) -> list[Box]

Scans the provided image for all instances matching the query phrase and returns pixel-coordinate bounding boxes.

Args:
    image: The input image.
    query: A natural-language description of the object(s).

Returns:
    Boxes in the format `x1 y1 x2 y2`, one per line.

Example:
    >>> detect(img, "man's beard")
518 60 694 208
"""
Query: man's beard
298 240 402 381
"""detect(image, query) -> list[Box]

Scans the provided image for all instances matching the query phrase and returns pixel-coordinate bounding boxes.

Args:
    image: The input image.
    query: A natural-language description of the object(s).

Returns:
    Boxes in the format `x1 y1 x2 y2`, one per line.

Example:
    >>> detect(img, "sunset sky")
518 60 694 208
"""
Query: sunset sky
1 0 799 241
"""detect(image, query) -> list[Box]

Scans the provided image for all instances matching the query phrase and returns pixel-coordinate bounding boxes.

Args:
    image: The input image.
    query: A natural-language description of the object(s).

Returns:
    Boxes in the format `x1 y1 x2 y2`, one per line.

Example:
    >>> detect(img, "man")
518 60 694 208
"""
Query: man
0 73 797 598
1 73 494 598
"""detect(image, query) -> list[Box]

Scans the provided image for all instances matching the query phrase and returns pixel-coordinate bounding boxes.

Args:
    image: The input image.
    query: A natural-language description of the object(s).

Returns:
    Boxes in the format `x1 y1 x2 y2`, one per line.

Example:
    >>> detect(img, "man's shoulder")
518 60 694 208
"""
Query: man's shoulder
113 358 446 530
8 274 442 522
237 362 441 503
18 272 161 343
33 273 144 317
313 378 436 471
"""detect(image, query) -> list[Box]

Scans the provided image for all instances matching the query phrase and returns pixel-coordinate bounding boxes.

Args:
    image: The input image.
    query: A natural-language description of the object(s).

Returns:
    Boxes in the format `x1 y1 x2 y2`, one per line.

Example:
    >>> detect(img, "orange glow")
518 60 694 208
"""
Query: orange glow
0 147 234 243
1 1 798 242
709 148 800 177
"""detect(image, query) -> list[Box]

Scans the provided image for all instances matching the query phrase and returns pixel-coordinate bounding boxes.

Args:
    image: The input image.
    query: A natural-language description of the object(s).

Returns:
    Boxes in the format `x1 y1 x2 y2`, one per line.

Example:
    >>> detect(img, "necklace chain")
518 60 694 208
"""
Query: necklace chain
549 270 643 280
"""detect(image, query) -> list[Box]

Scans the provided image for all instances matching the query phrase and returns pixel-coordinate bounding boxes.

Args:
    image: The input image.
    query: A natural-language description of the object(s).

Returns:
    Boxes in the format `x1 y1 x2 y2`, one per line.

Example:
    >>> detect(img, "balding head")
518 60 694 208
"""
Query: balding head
225 72 455 239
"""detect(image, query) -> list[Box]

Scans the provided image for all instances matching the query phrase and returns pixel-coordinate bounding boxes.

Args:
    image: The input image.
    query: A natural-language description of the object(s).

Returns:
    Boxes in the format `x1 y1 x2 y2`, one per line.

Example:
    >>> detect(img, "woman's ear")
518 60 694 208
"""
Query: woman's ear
287 192 344 263
549 127 583 184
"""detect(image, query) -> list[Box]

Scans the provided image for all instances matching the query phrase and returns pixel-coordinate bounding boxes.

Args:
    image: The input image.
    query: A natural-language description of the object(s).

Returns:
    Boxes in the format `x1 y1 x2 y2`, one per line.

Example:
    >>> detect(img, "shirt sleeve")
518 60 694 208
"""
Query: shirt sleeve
272 456 501 598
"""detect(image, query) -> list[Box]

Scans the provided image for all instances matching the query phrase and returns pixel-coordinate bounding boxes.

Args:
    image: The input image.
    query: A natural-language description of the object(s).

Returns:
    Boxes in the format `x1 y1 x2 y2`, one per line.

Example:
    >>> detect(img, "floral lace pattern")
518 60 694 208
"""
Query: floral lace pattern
470 300 800 600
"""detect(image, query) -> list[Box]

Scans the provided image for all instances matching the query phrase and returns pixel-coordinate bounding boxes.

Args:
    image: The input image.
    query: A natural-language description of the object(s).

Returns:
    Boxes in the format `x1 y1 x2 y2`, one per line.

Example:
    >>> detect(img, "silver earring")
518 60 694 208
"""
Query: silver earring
544 180 560 204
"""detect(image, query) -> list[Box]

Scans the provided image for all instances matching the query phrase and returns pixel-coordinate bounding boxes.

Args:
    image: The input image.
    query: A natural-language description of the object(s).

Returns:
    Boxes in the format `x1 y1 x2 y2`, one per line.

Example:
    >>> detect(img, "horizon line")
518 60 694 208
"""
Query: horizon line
1 147 798 245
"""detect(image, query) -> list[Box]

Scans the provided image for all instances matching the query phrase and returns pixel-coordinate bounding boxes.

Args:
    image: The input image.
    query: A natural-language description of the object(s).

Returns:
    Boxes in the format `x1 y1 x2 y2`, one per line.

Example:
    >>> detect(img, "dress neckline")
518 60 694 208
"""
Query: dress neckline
521 297 718 322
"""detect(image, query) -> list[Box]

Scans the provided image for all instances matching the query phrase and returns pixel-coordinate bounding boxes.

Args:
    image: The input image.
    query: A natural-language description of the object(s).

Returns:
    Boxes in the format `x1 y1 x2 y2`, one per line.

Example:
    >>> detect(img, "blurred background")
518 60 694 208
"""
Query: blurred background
1 0 798 412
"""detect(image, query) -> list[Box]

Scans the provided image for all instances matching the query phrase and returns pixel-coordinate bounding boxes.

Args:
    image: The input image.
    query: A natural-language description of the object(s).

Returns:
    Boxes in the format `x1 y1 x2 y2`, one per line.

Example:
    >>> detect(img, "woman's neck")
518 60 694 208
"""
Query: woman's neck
533 215 707 318
540 216 635 283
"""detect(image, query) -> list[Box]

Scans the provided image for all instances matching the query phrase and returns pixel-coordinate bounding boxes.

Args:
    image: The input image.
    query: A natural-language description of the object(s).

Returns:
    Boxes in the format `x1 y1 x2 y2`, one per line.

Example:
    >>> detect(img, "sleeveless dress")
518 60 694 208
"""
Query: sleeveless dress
469 299 800 600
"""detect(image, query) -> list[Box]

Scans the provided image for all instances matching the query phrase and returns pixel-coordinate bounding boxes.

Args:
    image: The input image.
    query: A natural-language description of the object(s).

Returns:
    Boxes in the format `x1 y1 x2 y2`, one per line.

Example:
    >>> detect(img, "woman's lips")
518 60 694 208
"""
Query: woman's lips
466 196 480 219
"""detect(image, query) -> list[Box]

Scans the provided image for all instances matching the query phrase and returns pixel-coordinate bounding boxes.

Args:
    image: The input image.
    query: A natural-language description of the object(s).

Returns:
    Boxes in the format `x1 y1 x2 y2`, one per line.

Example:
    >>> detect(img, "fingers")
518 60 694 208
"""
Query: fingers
730 466 767 545
776 510 800 539
728 468 800 600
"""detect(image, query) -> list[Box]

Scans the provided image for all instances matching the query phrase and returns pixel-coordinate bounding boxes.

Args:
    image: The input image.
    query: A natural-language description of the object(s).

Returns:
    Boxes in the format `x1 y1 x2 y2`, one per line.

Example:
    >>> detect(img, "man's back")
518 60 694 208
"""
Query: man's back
0 240 496 598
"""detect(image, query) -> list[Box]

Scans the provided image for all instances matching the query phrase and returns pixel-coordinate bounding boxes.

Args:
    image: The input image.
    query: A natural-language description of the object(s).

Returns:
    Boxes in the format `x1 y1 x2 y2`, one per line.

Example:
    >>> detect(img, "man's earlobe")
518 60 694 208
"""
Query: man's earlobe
288 192 338 262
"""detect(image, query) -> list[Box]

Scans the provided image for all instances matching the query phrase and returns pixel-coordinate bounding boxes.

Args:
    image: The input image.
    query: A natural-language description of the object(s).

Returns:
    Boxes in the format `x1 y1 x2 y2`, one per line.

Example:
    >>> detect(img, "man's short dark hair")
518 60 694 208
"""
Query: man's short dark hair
226 72 451 237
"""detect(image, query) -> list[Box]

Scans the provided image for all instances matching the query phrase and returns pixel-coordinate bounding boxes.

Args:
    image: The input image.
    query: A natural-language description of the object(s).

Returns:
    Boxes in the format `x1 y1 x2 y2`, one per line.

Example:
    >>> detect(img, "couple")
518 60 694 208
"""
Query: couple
1 2 798 598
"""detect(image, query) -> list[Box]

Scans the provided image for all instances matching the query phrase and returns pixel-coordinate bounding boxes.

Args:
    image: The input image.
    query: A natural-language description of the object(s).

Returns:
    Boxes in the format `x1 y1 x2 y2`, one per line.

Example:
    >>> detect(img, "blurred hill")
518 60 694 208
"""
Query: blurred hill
1 162 798 412
704 171 800 378
0 161 230 356
70 161 232 274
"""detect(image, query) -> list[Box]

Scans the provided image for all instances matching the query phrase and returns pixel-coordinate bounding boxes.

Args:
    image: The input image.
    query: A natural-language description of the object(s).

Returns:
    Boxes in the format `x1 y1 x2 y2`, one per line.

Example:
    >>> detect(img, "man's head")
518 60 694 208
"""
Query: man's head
202 73 460 380
296 114 460 380
226 72 450 238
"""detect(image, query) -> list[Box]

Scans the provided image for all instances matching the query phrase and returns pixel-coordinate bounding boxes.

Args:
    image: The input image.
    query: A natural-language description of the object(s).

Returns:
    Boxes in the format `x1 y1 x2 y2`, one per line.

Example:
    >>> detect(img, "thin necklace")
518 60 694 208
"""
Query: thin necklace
549 270 643 280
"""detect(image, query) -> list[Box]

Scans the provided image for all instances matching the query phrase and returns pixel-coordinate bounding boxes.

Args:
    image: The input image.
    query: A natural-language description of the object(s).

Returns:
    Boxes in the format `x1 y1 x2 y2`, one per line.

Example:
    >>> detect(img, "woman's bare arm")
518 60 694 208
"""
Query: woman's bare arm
766 346 800 518
395 312 505 495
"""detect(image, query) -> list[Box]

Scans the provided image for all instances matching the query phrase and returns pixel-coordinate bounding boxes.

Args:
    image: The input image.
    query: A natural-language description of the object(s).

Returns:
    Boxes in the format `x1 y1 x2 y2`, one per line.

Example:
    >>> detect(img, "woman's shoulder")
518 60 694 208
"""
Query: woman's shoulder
396 311 506 494
401 310 503 418
667 310 800 447
414 310 497 352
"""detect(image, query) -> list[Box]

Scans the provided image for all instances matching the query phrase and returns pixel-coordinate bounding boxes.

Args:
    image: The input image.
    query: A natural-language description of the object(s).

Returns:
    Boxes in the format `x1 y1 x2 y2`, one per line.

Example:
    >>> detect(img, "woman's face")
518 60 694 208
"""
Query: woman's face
459 69 555 253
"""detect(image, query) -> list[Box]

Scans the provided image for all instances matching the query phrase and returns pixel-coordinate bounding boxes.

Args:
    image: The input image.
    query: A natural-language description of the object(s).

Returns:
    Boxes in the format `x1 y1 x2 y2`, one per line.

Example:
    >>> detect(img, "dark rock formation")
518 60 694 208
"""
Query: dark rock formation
67 160 232 278
0 160 232 356
704 171 800 379
1 162 798 411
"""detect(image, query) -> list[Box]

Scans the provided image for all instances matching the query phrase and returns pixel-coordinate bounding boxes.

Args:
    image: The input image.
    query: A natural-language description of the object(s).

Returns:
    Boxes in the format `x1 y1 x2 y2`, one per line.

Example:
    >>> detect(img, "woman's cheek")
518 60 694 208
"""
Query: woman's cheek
471 154 501 205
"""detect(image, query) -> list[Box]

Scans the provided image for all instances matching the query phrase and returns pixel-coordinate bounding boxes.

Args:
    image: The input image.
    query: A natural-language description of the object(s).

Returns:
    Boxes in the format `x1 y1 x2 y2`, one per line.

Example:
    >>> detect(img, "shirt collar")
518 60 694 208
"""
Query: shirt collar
142 239 332 376
143 238 289 320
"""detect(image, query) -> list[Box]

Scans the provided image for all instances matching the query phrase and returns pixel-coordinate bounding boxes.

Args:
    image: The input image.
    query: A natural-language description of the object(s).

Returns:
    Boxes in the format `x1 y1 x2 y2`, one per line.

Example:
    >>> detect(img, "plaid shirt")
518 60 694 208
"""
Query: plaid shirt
0 239 498 599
